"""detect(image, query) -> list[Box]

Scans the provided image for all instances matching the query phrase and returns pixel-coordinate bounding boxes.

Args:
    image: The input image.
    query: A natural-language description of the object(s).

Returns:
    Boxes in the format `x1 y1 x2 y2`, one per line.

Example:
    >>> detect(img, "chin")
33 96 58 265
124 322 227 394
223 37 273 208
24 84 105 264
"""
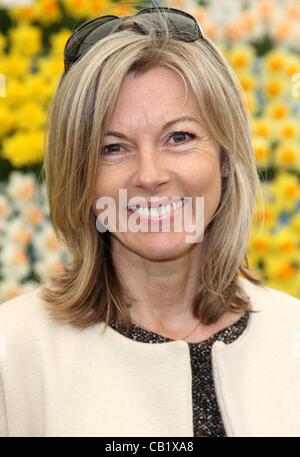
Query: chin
127 231 197 259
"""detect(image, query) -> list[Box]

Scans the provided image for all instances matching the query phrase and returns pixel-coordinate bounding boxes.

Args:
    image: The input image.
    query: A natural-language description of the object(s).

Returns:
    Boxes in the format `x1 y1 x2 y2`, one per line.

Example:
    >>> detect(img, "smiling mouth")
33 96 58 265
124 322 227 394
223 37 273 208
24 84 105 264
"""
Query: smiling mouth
127 198 185 218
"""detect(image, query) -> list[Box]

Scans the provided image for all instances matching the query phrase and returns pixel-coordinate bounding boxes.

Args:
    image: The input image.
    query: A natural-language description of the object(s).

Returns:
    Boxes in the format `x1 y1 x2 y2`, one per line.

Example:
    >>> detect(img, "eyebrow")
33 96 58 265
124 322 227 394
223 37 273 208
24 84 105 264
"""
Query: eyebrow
105 116 202 139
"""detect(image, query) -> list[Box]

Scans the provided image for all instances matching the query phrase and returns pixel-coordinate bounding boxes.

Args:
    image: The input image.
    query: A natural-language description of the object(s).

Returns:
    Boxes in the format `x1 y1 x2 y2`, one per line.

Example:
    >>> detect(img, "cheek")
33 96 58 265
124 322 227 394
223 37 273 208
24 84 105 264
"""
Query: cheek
92 168 129 218
184 160 222 223
92 172 114 215
94 165 121 196
94 177 104 200
183 159 222 196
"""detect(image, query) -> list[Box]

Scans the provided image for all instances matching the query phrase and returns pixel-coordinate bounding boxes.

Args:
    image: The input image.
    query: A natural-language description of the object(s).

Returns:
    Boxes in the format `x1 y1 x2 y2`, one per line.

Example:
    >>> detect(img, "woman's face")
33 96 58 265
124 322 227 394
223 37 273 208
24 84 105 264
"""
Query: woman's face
93 66 223 260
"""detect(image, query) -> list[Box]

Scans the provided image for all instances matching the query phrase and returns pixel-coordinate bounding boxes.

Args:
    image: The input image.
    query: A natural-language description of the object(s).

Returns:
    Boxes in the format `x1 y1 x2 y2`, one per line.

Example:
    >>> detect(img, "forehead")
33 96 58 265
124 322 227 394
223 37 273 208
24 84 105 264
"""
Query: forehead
106 66 203 130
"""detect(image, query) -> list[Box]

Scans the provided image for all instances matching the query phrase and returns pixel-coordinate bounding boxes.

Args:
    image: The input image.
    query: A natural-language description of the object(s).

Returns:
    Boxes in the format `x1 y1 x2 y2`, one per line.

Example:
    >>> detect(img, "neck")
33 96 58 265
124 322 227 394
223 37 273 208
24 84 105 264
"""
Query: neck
112 238 203 332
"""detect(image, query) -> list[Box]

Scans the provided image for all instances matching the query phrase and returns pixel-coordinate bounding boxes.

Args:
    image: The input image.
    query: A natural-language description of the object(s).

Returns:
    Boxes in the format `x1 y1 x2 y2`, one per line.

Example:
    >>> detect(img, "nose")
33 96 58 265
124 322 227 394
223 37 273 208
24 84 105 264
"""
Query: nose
131 144 171 191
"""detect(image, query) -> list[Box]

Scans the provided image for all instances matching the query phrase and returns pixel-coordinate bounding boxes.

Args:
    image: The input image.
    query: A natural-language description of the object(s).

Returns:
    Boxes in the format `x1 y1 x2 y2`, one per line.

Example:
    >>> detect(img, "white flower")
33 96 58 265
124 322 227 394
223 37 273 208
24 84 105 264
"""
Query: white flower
207 0 242 26
6 171 37 211
0 244 31 280
34 253 65 282
0 0 34 8
2 216 33 247
20 202 45 228
0 195 12 230
39 184 51 217
32 222 65 259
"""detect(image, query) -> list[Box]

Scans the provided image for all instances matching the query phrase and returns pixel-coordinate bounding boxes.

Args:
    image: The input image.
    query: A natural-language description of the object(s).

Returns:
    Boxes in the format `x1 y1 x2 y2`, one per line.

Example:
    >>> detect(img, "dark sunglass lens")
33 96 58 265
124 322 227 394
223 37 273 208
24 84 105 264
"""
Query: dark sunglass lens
169 15 200 41
64 7 202 72
136 7 201 41
65 16 118 62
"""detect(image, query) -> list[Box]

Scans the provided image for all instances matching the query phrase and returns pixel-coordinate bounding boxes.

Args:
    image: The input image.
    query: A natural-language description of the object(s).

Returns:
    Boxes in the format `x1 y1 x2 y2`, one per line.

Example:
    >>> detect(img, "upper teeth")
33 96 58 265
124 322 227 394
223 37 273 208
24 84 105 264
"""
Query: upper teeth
128 199 184 217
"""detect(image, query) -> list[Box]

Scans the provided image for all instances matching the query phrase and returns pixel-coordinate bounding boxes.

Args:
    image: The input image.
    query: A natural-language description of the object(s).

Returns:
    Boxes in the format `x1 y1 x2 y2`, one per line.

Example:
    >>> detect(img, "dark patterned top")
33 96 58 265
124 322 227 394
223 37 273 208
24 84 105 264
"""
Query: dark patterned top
109 311 249 437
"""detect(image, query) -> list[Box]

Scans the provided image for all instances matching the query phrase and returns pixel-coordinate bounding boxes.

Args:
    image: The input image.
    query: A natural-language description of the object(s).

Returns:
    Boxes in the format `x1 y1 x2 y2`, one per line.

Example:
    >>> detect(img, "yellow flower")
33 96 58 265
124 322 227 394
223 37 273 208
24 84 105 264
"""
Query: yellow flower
62 0 90 17
25 74 54 104
61 0 137 19
266 101 289 120
243 92 256 115
0 106 16 137
285 55 300 78
228 44 255 70
0 33 6 54
252 137 272 166
237 71 256 93
277 118 300 141
33 0 62 25
248 231 273 256
8 6 36 23
246 251 264 273
218 44 230 61
264 255 298 280
15 101 46 130
46 78 62 100
264 49 288 73
253 202 279 229
1 53 30 78
105 1 137 16
251 116 274 138
268 199 285 222
9 23 42 56
291 213 300 237
266 275 300 298
264 257 300 297
271 228 299 255
271 172 300 209
49 29 72 57
88 0 115 15
62 0 111 18
274 142 300 171
263 75 287 98
2 130 44 167
38 56 64 81
246 254 267 280
5 78 31 105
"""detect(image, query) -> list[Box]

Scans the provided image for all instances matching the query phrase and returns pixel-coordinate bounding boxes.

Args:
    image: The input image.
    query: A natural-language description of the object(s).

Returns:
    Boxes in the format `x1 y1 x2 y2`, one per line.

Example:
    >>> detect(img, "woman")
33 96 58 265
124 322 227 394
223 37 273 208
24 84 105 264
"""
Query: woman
1 6 300 437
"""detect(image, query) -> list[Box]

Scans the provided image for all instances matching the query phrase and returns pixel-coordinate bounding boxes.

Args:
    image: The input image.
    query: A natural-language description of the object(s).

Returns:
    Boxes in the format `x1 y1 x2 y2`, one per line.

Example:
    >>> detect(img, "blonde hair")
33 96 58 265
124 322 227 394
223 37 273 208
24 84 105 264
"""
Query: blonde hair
40 7 265 330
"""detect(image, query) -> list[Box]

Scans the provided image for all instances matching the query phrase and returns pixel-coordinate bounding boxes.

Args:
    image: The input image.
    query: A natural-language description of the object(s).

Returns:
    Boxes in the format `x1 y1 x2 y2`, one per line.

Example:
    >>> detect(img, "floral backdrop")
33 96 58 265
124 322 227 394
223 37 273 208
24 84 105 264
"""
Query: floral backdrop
0 0 300 302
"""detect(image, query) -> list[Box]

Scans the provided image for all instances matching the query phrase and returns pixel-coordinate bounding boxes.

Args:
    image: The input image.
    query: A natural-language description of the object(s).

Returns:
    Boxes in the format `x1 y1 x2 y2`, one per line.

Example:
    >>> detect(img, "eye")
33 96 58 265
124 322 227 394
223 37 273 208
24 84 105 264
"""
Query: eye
168 131 196 145
102 144 124 155
102 131 197 156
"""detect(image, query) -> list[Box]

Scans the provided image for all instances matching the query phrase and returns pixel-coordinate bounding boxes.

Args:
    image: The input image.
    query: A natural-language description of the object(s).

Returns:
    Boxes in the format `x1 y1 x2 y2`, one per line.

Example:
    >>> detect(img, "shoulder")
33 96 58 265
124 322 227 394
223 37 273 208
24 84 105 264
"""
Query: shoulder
0 287 49 332
0 286 90 372
237 276 300 324
0 286 70 351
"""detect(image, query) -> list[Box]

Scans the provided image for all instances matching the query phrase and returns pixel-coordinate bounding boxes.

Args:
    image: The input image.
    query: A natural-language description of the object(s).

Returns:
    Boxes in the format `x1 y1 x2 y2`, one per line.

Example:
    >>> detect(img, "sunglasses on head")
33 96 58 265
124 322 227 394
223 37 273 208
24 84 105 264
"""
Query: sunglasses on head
63 6 204 73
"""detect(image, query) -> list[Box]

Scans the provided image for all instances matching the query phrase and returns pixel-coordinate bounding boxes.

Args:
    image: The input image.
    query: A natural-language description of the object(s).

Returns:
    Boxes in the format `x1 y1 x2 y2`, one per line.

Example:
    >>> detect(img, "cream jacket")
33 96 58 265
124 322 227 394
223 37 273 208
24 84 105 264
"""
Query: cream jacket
0 276 300 437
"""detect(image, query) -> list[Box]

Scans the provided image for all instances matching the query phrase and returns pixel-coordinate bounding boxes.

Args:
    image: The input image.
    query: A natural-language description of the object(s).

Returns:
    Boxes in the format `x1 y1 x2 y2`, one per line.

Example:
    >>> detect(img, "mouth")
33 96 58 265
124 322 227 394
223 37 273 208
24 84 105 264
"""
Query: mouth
127 198 186 220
